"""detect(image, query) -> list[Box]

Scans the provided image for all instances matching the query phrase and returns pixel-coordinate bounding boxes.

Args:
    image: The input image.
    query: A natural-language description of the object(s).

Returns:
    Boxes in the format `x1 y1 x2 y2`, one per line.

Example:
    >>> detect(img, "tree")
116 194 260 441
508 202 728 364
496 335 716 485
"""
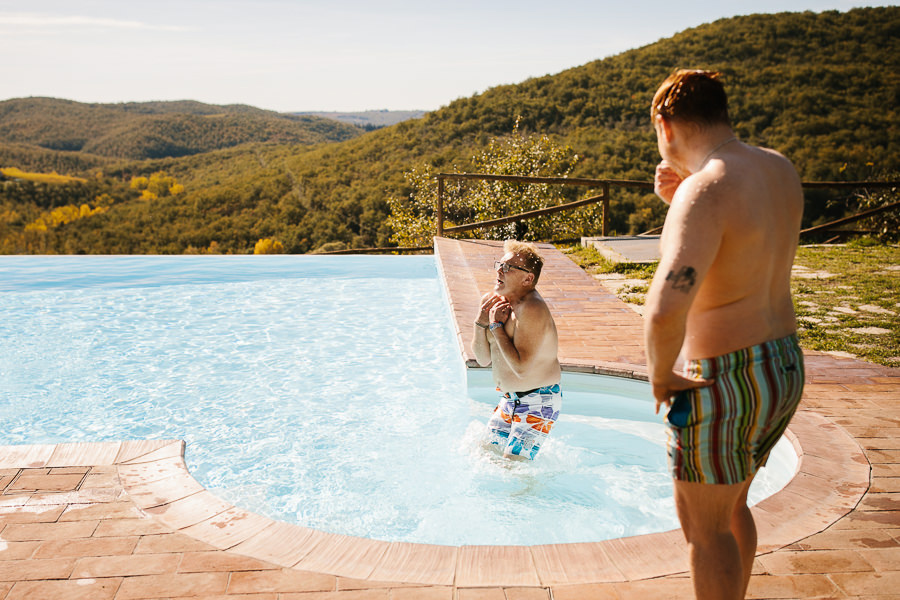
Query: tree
855 170 899 242
388 119 582 246
254 237 284 254
129 172 184 201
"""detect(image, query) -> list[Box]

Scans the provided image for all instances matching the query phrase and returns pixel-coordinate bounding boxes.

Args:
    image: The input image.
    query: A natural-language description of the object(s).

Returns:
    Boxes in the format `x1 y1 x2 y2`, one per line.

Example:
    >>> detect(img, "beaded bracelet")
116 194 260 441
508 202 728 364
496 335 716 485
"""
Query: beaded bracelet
474 321 488 329
489 321 504 331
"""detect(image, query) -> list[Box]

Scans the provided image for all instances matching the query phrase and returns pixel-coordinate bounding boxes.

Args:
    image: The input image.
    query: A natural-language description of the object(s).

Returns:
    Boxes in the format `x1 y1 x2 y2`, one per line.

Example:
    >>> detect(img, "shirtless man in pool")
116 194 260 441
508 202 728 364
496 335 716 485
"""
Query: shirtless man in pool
644 70 805 599
471 240 561 461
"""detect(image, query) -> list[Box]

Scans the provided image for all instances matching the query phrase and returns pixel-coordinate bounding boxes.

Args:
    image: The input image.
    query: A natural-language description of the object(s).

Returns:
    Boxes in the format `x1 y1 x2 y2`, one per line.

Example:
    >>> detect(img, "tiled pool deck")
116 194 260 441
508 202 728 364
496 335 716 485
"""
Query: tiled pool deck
1 238 897 599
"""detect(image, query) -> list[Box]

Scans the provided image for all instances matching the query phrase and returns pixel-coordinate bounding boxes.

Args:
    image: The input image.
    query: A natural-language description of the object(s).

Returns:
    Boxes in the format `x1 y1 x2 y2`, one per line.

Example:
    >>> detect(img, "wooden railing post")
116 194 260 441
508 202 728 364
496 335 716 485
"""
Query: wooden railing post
602 182 610 236
436 175 444 237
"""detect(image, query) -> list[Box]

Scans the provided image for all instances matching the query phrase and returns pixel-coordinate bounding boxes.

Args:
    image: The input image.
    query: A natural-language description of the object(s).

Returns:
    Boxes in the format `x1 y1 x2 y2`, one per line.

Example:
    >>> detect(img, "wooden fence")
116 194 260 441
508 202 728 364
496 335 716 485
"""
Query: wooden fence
435 173 898 243
435 173 651 238
316 176 896 254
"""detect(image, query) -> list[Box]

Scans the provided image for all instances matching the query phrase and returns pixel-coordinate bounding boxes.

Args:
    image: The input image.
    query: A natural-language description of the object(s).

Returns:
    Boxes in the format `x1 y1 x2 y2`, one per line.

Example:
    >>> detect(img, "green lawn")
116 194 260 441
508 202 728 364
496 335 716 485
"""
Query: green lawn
791 240 899 366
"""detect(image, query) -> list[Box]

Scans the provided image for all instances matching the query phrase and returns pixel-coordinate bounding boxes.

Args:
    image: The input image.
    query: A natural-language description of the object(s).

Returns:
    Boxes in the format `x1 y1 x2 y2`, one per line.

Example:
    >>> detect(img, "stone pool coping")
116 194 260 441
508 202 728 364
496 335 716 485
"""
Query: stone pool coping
0 237 896 598
0 407 867 589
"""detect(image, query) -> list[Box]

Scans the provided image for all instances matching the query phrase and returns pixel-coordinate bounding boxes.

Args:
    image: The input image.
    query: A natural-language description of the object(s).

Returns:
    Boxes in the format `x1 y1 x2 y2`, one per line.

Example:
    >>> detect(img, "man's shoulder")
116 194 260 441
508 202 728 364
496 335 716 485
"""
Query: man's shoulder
517 291 553 319
677 147 789 209
670 170 728 218
757 145 789 162
513 291 557 339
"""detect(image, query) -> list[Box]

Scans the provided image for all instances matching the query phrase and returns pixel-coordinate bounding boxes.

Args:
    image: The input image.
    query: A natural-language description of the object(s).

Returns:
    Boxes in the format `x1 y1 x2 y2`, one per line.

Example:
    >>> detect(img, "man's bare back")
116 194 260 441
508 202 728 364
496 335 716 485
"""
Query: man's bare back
659 141 803 360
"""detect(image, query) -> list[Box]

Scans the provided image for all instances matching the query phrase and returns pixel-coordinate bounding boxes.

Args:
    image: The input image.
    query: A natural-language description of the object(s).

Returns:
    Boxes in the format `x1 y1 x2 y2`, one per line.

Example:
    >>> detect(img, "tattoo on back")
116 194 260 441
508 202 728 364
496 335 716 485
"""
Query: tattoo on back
666 266 696 293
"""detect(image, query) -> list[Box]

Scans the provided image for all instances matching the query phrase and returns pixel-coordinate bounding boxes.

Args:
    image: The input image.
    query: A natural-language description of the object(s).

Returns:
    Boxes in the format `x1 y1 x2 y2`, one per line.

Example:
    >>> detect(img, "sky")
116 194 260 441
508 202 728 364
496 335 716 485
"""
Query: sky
0 1 887 113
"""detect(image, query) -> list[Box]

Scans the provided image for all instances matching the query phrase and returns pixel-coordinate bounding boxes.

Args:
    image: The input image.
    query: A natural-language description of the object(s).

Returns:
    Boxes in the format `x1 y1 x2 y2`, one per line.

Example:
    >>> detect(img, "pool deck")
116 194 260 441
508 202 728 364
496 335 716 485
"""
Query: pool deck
1 238 898 599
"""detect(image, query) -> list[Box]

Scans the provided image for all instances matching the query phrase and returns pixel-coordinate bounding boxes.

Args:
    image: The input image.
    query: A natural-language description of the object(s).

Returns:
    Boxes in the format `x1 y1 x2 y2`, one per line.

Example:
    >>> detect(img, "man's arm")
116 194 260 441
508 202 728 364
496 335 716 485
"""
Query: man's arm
471 293 499 367
644 176 721 411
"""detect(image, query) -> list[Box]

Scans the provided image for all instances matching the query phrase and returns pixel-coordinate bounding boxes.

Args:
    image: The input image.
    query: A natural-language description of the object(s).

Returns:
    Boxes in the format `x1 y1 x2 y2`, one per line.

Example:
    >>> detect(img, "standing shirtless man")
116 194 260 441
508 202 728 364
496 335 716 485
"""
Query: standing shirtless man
644 70 805 599
471 240 561 461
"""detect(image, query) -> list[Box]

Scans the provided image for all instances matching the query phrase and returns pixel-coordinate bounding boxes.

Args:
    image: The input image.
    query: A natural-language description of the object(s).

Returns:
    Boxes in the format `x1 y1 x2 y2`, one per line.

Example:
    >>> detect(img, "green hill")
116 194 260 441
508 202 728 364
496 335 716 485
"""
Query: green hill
1 7 897 254
0 97 363 159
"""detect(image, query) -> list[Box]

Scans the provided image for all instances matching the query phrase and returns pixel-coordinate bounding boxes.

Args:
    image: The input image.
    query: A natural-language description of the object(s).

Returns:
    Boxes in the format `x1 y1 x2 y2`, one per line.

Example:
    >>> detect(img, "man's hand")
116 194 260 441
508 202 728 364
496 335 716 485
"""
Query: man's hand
477 293 503 327
651 371 714 415
654 160 684 205
489 298 511 325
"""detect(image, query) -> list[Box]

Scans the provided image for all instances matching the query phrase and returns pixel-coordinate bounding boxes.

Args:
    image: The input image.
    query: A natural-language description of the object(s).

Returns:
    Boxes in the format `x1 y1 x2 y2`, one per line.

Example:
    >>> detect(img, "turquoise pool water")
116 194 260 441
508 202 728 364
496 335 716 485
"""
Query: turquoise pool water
0 255 796 546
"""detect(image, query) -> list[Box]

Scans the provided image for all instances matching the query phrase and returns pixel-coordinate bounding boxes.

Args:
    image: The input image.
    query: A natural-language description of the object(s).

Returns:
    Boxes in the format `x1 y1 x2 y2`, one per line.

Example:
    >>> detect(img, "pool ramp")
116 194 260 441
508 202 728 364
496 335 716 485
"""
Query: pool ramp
581 235 661 264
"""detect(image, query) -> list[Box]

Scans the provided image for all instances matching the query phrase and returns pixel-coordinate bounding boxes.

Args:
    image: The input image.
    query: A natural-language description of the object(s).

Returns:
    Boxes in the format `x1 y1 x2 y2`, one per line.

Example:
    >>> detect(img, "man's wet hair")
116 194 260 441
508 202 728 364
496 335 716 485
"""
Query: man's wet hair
504 239 543 286
651 69 730 128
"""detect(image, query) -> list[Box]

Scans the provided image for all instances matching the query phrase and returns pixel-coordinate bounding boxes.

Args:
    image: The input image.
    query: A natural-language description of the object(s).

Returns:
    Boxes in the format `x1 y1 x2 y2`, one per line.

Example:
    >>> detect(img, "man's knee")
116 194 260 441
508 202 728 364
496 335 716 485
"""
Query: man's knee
503 451 529 461
673 479 751 539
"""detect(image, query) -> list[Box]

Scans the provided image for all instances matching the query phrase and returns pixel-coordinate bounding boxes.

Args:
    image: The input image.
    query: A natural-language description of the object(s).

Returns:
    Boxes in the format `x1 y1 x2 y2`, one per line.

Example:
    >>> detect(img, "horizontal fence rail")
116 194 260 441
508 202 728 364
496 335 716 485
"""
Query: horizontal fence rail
797 181 898 190
435 173 897 244
315 176 895 254
436 173 654 238
442 191 608 235
801 200 900 236
314 245 432 255
435 172 653 188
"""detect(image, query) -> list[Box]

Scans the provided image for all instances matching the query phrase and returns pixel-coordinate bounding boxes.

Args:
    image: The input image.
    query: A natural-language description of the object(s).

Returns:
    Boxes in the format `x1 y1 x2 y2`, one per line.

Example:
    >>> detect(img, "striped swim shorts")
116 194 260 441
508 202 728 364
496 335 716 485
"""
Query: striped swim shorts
666 334 805 485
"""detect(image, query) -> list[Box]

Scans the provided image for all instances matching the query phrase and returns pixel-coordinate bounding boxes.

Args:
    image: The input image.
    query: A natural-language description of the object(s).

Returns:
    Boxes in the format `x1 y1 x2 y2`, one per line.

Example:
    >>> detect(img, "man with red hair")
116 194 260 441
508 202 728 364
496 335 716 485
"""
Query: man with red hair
644 70 806 599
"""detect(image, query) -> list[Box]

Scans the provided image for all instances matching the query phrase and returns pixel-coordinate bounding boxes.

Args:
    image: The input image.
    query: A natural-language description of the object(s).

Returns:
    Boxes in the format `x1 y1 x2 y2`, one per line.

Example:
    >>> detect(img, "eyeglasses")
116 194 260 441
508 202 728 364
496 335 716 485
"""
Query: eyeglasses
494 261 531 274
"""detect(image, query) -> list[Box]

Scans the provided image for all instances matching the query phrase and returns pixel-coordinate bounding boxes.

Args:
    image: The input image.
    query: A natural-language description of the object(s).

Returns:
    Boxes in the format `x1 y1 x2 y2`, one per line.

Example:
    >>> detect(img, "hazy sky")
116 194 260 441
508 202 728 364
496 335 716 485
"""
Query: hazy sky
0 1 885 113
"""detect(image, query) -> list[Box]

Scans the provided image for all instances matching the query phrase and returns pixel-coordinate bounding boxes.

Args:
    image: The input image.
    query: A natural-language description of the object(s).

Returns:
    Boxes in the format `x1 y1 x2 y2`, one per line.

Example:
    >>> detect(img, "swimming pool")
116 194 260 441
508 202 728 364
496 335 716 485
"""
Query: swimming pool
0 255 796 546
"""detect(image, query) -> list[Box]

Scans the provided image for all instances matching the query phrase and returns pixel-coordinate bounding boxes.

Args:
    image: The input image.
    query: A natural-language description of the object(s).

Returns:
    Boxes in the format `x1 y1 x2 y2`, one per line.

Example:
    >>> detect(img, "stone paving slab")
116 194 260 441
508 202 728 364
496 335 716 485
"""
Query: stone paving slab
0 237 897 598
581 235 662 263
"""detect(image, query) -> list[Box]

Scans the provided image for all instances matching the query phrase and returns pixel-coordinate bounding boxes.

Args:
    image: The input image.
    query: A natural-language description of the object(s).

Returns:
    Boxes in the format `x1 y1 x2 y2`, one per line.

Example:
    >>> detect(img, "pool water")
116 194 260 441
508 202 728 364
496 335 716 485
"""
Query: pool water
0 255 796 546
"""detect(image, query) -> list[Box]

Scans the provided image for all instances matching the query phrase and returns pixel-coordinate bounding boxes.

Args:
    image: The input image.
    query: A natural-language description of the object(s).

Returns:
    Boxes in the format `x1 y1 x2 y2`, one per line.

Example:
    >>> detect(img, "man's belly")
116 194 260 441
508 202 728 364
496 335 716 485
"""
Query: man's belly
492 360 561 393
684 302 797 361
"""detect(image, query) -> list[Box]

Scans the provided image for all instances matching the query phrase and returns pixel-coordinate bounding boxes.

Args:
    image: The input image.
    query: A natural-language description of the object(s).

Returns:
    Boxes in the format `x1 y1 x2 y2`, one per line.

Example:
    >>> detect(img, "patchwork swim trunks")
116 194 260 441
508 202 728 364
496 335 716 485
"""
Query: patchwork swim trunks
666 334 805 485
486 384 562 460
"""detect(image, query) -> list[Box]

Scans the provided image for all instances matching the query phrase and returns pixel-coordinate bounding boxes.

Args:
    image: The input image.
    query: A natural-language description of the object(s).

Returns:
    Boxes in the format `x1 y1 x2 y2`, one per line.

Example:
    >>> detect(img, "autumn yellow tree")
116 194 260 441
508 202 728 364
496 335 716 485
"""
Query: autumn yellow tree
130 172 184 200
254 238 284 254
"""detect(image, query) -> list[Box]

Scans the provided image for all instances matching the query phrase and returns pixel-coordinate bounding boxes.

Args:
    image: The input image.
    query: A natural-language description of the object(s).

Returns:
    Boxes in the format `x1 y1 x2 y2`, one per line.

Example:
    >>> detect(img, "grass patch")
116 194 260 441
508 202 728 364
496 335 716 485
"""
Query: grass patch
561 240 899 367
791 240 899 366
560 244 658 279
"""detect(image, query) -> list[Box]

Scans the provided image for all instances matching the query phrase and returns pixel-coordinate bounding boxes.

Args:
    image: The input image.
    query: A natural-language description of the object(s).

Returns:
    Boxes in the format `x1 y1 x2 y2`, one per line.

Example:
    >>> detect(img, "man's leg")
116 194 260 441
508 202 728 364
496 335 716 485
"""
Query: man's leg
674 477 755 600
730 476 756 598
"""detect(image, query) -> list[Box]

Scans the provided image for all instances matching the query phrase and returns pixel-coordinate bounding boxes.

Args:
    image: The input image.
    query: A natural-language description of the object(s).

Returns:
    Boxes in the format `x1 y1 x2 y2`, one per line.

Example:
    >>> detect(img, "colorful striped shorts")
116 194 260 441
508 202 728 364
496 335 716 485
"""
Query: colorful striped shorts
666 334 805 485
486 384 562 460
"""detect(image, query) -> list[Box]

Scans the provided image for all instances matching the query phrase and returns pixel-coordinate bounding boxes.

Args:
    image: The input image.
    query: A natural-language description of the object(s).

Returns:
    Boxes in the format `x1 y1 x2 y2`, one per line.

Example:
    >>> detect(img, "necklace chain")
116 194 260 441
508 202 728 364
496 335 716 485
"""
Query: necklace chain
698 136 737 169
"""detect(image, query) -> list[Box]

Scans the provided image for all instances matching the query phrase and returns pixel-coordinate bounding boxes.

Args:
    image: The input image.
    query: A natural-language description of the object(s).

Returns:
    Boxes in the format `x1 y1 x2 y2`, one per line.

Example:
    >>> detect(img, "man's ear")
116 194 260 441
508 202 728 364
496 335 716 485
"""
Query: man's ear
655 114 673 143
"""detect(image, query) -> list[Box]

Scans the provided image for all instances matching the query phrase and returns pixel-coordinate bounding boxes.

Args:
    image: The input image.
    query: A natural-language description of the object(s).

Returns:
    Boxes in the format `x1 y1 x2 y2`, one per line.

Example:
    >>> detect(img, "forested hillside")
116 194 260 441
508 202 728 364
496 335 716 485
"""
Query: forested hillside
0 98 363 160
1 7 897 254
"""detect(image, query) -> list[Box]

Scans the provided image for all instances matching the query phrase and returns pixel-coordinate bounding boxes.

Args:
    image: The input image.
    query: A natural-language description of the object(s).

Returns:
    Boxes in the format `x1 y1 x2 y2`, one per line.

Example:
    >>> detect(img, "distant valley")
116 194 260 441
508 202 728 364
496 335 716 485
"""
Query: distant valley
293 110 426 130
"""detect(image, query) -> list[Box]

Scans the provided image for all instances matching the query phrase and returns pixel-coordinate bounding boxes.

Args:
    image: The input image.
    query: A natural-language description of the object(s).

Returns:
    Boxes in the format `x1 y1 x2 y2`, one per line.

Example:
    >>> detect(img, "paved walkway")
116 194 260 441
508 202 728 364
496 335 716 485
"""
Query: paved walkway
1 238 898 599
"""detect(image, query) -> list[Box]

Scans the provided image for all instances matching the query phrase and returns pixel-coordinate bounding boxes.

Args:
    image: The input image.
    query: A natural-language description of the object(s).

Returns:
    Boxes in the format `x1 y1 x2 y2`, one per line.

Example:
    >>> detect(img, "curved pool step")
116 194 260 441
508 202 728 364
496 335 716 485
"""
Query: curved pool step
0 409 867 588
